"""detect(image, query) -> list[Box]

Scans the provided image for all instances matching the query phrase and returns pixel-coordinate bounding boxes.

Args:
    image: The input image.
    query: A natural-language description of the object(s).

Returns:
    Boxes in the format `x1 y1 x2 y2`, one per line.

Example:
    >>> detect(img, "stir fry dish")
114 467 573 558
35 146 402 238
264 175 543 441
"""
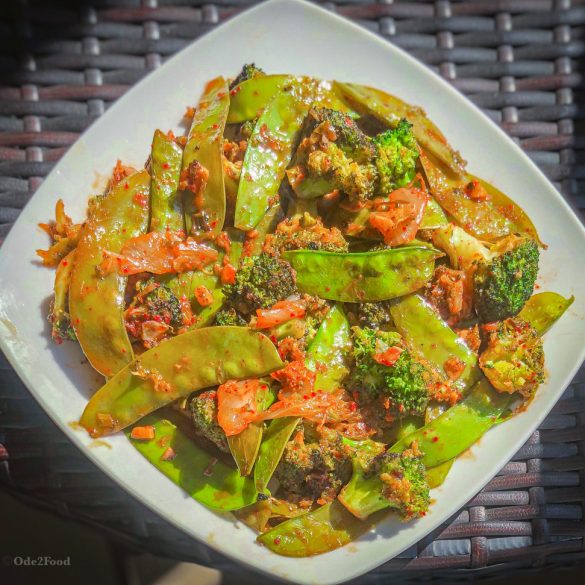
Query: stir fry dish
38 65 574 557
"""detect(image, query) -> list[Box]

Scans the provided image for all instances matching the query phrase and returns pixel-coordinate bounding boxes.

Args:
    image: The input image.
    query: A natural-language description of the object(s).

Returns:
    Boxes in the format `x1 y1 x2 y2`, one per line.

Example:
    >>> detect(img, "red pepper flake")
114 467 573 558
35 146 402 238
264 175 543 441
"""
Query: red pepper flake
230 86 241 96
161 447 176 461
62 260 68 266
133 191 148 207
124 182 129 190
274 537 281 546
432 436 439 443
162 162 170 170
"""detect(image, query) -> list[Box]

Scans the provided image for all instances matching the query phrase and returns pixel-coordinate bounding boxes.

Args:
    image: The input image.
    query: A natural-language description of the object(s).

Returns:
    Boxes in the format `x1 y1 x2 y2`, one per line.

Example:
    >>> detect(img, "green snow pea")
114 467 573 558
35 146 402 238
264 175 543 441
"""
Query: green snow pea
257 500 381 557
305 304 352 392
420 195 448 229
127 411 256 511
390 294 480 392
183 77 229 238
69 170 150 377
283 248 441 302
227 382 276 477
244 202 284 257
426 459 454 489
253 304 352 494
519 292 574 335
235 82 315 230
80 327 283 437
333 81 466 176
227 75 291 123
149 129 184 232
50 249 76 342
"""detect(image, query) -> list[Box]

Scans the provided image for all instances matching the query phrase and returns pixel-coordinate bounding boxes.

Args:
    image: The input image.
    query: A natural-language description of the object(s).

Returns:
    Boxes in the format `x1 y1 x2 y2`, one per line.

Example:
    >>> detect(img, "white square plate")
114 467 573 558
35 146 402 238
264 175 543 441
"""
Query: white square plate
1 0 584 583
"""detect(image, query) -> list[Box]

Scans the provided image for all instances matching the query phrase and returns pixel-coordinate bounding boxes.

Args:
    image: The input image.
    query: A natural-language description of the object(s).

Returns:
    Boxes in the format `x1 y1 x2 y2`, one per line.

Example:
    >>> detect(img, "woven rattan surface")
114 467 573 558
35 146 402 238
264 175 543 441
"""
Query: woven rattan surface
1 0 585 581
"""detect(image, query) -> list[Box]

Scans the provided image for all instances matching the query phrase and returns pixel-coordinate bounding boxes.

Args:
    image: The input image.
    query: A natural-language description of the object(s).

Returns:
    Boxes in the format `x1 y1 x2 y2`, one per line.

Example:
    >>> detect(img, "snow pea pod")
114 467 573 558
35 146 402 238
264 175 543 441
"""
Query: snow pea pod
80 326 283 437
390 294 480 392
235 82 314 230
51 249 76 342
150 129 184 232
243 203 284 257
69 170 150 377
227 75 290 123
127 412 256 511
283 248 441 302
426 459 454 489
518 292 574 336
257 500 381 557
333 81 466 176
254 305 351 493
183 77 229 238
420 195 448 229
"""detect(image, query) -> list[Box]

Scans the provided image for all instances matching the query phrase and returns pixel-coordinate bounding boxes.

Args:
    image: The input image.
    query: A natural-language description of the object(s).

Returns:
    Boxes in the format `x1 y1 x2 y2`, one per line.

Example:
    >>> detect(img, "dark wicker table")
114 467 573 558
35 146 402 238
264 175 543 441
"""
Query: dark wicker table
1 0 584 582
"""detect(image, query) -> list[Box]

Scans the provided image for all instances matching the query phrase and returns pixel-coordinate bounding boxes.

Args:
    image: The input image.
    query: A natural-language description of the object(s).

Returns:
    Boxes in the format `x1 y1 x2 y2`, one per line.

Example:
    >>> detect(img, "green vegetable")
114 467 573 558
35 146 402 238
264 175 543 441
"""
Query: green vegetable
350 327 428 417
127 412 256 511
373 119 419 194
190 389 229 452
149 129 183 232
228 75 290 123
432 225 540 322
229 63 265 90
419 196 448 229
235 82 314 230
339 445 430 520
334 82 466 177
244 202 284 257
257 500 380 557
518 292 574 335
183 76 229 237
80 327 283 437
69 170 150 377
479 317 544 397
426 459 454 489
390 294 480 392
223 253 297 317
283 247 440 302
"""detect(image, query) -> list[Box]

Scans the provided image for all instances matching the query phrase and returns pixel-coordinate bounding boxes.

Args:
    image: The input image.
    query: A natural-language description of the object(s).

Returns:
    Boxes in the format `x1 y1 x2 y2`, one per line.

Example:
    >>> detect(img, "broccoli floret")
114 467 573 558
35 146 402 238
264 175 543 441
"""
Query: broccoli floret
474 235 539 323
354 302 393 329
140 280 183 328
305 142 377 203
214 307 247 327
274 424 352 502
338 444 430 520
479 317 544 398
229 63 264 89
263 213 348 256
432 225 539 322
350 327 428 417
373 119 419 195
189 390 230 453
302 108 376 163
223 253 297 316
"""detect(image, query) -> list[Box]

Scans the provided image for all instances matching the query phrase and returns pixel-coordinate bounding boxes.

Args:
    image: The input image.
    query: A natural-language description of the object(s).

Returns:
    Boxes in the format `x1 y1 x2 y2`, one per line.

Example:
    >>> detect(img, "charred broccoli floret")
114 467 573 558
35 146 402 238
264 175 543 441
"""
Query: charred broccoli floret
223 253 297 316
479 317 544 398
373 119 419 195
274 424 352 502
339 443 430 520
301 107 375 163
350 327 428 417
214 307 247 327
189 390 229 453
432 225 539 323
264 213 348 255
229 63 264 89
353 302 393 329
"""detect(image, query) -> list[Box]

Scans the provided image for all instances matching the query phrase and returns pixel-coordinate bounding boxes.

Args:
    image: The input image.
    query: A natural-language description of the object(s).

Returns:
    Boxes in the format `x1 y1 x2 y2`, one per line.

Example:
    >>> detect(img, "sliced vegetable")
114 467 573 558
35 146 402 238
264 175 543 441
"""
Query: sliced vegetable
183 77 230 237
235 82 314 230
127 412 256 511
257 500 380 557
283 247 441 302
69 170 150 377
80 326 283 437
334 82 466 176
